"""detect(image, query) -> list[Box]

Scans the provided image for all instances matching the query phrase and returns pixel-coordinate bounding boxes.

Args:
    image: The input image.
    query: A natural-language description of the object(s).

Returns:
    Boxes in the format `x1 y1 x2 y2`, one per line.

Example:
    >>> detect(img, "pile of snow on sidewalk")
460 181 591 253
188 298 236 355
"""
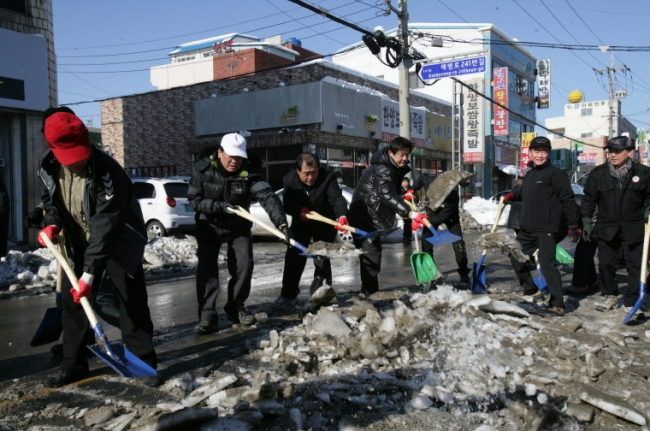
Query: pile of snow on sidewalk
0 235 203 290
463 197 510 228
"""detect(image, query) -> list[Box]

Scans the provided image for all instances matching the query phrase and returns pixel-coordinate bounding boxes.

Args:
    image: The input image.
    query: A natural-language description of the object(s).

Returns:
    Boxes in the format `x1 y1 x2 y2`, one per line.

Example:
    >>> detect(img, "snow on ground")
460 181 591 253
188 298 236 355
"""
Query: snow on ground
0 235 208 291
463 197 511 228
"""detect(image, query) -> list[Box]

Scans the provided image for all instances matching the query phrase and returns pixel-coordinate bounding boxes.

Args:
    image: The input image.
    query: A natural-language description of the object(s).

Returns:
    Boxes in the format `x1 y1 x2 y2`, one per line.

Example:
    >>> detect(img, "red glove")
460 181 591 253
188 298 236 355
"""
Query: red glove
404 190 415 201
411 212 428 225
567 225 581 243
71 272 94 304
411 221 423 231
37 225 61 247
502 192 515 204
335 216 349 232
300 207 311 222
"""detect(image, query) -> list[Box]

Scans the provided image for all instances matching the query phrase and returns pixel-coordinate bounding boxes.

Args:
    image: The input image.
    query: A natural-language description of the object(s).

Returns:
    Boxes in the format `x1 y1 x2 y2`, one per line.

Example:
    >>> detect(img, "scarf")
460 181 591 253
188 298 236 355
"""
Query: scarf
607 158 633 183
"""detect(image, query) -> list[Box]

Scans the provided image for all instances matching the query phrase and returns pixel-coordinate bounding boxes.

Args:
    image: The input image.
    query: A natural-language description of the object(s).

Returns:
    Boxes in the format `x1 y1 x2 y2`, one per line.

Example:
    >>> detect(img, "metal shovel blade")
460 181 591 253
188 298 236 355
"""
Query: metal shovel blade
623 282 646 324
30 307 63 347
410 252 437 284
424 229 462 246
471 255 487 294
88 344 157 378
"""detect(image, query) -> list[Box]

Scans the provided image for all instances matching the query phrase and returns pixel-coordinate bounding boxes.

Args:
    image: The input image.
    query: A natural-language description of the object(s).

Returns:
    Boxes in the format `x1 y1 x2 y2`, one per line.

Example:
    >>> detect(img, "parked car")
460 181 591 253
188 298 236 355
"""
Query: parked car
490 183 584 206
249 185 355 244
132 177 195 238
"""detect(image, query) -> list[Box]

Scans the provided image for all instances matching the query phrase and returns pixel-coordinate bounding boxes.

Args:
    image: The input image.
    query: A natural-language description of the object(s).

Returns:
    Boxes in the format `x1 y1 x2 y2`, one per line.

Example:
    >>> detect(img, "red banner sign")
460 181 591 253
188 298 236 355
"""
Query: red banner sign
493 67 508 137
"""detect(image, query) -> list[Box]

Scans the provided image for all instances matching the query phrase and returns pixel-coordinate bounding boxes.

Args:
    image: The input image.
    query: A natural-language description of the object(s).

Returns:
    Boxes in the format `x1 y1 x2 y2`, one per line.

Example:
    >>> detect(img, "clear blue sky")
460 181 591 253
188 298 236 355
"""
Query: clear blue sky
53 0 650 137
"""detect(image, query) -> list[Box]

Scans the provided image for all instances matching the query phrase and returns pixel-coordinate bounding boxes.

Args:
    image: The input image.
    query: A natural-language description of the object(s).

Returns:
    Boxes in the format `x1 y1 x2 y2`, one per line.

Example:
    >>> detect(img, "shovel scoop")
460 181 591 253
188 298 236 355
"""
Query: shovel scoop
624 219 650 324
404 199 461 246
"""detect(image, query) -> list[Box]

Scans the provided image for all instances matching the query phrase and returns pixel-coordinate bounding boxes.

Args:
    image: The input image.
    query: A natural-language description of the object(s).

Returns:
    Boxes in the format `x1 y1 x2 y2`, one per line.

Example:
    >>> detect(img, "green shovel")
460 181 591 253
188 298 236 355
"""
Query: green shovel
410 224 437 284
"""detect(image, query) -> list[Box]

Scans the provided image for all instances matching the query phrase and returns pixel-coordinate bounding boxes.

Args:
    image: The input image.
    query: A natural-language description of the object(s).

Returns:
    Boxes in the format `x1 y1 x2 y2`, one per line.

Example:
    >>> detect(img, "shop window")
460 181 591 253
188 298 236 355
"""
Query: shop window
1 0 27 14
266 145 302 162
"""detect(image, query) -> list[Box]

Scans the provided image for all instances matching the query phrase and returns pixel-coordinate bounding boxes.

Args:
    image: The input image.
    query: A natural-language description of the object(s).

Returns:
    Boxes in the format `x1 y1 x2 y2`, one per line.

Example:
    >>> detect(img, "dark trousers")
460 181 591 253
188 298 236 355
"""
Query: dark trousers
510 230 564 308
572 237 598 288
597 233 642 306
281 224 335 299
353 235 382 294
195 224 253 321
61 260 156 372
402 217 412 239
423 214 469 277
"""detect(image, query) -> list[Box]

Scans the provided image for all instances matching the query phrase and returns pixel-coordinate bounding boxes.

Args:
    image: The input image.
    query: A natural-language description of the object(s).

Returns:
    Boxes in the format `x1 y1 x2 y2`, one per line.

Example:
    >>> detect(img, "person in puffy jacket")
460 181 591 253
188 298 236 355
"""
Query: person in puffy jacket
188 133 289 332
581 136 650 316
348 137 427 294
503 136 580 316
38 112 157 388
271 152 349 309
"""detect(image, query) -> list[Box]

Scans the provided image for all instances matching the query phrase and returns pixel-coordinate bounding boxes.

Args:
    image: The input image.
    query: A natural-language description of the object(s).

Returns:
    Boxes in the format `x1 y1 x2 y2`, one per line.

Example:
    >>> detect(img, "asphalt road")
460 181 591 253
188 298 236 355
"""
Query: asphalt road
0 232 557 389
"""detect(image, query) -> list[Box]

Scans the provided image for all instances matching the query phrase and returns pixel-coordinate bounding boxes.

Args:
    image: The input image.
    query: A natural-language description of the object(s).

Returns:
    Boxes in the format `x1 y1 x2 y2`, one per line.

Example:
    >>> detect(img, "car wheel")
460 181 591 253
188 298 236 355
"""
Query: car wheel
335 229 354 245
147 221 166 239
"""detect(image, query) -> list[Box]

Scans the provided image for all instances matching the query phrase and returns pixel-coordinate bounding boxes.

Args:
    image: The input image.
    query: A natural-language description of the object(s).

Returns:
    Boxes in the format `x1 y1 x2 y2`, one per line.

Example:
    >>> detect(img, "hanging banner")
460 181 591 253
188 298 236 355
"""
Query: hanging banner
536 59 551 109
380 99 425 147
493 67 508 137
520 132 537 175
462 78 485 163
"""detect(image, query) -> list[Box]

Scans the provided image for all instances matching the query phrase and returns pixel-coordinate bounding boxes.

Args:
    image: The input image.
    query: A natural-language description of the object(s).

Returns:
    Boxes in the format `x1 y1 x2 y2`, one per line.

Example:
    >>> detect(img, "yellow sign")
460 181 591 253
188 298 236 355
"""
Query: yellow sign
521 132 537 148
425 112 452 152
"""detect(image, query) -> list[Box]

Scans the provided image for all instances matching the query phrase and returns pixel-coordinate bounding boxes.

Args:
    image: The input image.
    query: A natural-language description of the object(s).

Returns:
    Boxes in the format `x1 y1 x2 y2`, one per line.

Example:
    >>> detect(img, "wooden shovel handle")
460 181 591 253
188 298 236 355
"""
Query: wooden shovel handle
40 232 100 328
404 199 435 230
479 196 506 258
227 206 305 252
302 211 356 234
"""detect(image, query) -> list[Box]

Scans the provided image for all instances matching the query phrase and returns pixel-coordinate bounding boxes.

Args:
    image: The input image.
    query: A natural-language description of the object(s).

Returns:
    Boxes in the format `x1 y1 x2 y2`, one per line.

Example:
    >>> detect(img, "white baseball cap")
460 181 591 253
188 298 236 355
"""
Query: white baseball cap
220 133 248 158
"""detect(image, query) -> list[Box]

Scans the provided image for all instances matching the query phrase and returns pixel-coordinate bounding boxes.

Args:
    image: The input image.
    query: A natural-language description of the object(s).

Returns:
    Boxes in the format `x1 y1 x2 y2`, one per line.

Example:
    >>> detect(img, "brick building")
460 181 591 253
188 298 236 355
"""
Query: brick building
101 35 452 190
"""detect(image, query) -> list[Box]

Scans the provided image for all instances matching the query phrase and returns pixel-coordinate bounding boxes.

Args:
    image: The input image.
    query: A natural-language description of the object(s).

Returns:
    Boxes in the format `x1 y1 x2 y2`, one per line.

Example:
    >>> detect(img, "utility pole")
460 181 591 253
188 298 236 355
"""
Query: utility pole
397 0 411 140
595 49 628 139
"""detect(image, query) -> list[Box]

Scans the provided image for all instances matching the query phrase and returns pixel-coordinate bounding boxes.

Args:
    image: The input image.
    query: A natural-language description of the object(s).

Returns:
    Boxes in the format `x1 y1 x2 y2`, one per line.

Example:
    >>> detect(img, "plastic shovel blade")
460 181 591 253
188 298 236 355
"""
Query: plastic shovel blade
471 255 487 294
410 252 437 284
533 269 549 293
88 344 157 378
30 307 63 347
424 229 463 246
555 245 574 266
354 229 378 240
623 282 646 324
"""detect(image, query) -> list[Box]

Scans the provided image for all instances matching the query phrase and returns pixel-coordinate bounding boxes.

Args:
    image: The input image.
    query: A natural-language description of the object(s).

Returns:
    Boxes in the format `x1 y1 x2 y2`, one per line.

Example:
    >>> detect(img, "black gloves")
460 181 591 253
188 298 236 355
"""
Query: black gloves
281 225 293 245
215 202 235 213
24 207 44 230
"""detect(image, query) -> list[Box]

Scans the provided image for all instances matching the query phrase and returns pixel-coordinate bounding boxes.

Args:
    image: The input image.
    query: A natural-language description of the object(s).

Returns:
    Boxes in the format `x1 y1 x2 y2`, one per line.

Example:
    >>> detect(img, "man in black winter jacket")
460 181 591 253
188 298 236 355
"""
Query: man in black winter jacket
410 173 470 285
38 112 157 388
271 153 349 309
503 136 580 315
188 133 289 333
348 137 427 294
581 136 650 316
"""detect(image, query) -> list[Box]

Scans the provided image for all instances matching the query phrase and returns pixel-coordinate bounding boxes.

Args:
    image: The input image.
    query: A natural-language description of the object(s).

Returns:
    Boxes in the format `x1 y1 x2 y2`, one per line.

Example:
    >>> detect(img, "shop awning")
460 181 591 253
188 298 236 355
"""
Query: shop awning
497 165 518 176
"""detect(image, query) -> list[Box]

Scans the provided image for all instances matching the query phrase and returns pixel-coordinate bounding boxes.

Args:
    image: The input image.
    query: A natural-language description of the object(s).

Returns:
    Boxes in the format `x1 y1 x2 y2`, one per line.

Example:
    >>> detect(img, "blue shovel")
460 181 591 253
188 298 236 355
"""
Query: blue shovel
404 199 461 246
624 220 650 324
532 249 549 293
472 196 506 294
41 233 157 378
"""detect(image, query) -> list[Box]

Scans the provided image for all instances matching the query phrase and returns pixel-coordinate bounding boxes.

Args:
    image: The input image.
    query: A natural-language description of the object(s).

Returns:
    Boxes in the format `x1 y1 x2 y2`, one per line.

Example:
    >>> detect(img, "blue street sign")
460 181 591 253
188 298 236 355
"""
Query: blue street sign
419 56 487 80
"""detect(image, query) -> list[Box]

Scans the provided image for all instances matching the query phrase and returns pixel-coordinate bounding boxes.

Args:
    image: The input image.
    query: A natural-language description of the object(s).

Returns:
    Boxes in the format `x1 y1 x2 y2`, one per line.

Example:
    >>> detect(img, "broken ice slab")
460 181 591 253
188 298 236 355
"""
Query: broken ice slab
312 308 351 337
578 386 647 425
425 168 474 210
477 232 529 263
304 241 361 258
479 300 530 318
181 374 238 407
303 283 337 314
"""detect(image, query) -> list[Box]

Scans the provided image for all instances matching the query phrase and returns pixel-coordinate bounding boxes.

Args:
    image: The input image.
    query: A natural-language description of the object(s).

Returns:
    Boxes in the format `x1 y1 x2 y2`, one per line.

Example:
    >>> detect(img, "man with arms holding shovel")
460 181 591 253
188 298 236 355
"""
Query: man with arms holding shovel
348 137 428 294
503 136 580 316
188 133 290 333
38 112 158 387
271 152 349 309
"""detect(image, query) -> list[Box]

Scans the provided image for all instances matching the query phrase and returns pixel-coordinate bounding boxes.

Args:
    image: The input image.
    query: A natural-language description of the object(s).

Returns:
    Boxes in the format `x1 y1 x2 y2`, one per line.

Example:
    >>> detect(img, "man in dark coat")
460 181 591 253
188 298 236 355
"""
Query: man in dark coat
503 136 580 315
188 133 290 333
410 172 470 284
581 136 650 316
348 137 427 294
38 112 157 387
271 152 349 309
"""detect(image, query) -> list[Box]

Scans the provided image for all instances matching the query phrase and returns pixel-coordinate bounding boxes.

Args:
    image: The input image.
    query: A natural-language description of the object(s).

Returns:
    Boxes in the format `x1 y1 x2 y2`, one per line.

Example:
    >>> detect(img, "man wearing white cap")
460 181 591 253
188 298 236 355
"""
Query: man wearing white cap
188 133 290 333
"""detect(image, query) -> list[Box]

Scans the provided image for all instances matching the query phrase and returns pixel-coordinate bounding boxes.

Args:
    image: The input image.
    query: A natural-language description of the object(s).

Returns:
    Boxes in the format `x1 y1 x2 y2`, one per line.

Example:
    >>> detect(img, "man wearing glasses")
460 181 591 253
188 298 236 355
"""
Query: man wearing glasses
502 136 581 316
581 136 650 317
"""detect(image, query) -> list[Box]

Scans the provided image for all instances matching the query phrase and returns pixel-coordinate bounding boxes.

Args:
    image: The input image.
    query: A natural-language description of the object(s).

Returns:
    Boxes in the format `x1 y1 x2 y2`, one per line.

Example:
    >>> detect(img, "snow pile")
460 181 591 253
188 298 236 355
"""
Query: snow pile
0 235 204 290
463 197 511 228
